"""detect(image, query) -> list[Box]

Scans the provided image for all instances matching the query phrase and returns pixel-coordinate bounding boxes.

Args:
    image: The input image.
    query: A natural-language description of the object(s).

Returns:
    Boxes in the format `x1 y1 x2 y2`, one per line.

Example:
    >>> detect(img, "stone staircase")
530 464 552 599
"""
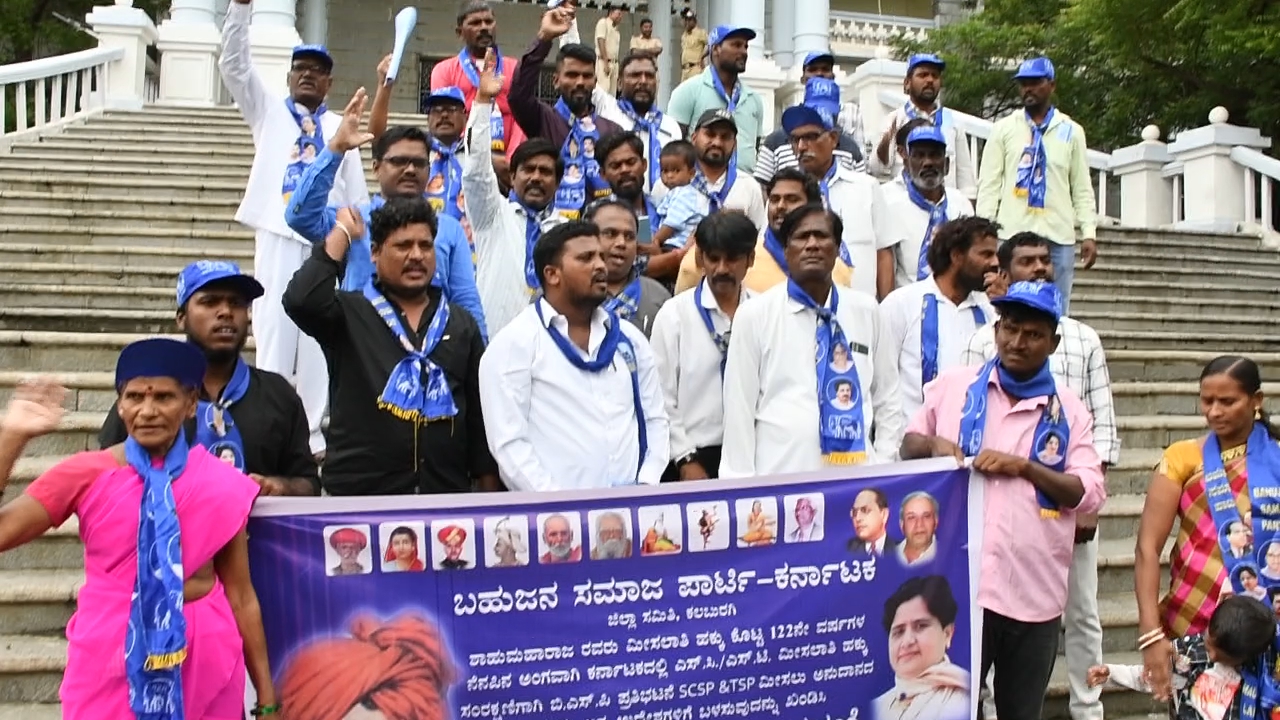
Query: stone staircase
0 106 1274 719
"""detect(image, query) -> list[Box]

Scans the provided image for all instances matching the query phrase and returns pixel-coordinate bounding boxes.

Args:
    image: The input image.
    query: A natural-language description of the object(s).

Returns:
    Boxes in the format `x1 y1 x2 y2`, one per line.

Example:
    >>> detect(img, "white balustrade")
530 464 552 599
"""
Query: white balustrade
829 11 932 60
0 47 122 142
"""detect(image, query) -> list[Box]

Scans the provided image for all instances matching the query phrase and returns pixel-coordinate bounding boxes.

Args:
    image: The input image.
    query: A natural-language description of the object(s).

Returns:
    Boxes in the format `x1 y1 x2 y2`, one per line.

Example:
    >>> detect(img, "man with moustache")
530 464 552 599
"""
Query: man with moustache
479 221 669 491
283 195 498 496
879 216 998 421
849 488 897 556
369 85 469 222
652 212 757 482
880 123 975 295
430 0 526 161
591 511 633 559
587 198 671 337
668 26 765 174
687 110 767 227
464 52 566 335
720 204 904 477
781 98 891 300
977 57 1098 312
287 90 487 338
754 77 865 184
596 53 684 196
871 54 976 197
541 514 583 563
896 491 940 565
630 18 663 58
509 6 624 220
98 262 319 496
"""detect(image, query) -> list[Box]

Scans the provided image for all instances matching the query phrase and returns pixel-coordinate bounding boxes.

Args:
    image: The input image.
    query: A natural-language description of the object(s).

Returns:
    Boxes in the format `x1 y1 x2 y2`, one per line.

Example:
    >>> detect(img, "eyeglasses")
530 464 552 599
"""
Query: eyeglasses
381 156 429 170
290 63 330 77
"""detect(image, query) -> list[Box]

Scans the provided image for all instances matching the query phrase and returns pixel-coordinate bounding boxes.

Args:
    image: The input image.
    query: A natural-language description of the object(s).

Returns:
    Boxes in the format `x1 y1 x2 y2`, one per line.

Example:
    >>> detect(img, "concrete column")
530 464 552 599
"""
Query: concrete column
707 0 727 28
156 0 221 105
792 0 828 59
847 58 905 148
85 1 158 111
652 0 674 109
1167 106 1272 232
770 0 794 71
737 0 766 61
249 0 302 97
1110 125 1174 229
739 57 786 134
300 0 327 46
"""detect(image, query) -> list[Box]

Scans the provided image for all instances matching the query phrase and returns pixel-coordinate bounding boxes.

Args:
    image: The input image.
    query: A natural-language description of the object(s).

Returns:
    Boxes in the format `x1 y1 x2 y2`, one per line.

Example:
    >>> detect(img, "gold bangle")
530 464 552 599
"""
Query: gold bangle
1138 633 1165 651
334 222 353 245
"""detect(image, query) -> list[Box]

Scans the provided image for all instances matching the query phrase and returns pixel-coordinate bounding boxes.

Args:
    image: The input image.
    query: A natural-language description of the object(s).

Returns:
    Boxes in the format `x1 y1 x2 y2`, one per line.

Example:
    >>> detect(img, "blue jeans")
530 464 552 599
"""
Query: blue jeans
1049 241 1076 316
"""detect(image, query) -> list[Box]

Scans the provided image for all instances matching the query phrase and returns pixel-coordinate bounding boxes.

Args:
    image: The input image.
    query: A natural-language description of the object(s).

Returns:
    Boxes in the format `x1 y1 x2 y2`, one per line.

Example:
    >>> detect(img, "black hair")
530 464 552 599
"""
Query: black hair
619 51 658 75
557 43 597 66
596 131 645 167
835 379 853 391
1207 595 1275 664
534 220 600 284
927 216 1002 275
660 139 697 169
372 125 429 162
511 138 565 178
777 203 843 249
368 196 438 247
997 231 1052 271
583 198 638 226
1200 356 1280 441
1237 565 1258 580
766 167 822 204
997 301 1057 335
858 487 889 510
895 117 933 148
639 16 652 24
693 211 757 258
455 0 491 26
390 525 418 542
881 575 959 633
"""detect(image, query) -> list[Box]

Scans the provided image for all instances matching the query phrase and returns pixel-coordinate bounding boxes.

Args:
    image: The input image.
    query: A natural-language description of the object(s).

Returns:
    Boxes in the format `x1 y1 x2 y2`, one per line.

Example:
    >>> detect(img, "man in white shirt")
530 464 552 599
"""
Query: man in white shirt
219 0 367 457
595 53 684 196
895 491 939 566
463 57 566 335
870 53 977 198
720 204 904 478
651 211 757 482
880 123 975 294
479 221 669 490
780 100 891 300
683 110 768 230
879 216 998 421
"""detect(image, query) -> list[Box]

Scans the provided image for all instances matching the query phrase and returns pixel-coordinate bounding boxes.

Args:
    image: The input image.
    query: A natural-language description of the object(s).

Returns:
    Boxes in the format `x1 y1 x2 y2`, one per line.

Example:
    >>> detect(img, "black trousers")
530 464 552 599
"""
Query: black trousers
979 608 1061 720
660 445 722 483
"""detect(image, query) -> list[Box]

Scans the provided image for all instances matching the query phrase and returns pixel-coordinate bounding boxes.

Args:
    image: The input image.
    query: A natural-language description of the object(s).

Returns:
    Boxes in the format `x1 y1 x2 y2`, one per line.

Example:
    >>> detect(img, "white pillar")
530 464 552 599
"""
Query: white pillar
792 0 828 59
847 58 905 148
653 0 674 109
301 0 327 46
85 1 158 111
771 0 794 71
1167 107 1271 232
708 0 728 28
155 0 221 105
248 0 302 97
1110 125 1173 229
738 0 766 62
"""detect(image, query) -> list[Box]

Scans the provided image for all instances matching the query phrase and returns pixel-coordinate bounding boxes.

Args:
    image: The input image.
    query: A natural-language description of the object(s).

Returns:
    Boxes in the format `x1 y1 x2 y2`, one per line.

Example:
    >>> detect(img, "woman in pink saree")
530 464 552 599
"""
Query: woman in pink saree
0 338 278 719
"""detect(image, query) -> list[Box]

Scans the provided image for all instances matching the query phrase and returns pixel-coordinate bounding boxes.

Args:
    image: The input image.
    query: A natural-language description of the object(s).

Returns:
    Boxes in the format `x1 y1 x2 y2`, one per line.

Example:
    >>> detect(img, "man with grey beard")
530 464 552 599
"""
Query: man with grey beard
540 513 583 563
591 511 633 559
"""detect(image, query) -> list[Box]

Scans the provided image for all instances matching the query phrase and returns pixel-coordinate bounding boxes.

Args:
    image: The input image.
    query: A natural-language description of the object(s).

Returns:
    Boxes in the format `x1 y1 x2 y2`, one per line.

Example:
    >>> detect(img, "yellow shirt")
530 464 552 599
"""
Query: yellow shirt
680 28 708 67
630 35 662 56
595 18 621 58
675 234 854 294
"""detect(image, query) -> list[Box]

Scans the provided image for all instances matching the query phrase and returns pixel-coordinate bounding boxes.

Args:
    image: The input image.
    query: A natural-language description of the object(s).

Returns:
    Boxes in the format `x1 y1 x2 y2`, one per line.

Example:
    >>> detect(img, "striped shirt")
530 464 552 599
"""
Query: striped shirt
754 127 864 185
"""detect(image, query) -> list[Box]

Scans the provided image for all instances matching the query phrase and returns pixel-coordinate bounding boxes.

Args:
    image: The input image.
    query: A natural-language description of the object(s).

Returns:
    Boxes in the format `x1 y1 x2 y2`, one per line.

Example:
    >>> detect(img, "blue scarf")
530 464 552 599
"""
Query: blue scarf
458 46 506 151
960 357 1067 517
194 357 249 471
920 294 986 386
695 280 732 377
618 99 664 192
535 301 646 482
709 70 741 177
902 101 952 137
124 434 189 720
602 273 643 321
1015 108 1055 211
281 98 326 202
509 190 545 292
363 284 457 423
904 172 949 281
1203 422 1280 720
816 165 854 268
786 281 868 464
691 167 734 215
552 99 609 219
426 137 464 220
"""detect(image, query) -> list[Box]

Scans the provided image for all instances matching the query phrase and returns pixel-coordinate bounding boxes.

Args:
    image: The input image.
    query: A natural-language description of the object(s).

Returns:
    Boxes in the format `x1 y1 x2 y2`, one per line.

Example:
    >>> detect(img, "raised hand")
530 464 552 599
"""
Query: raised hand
477 48 504 102
376 53 394 87
2 378 66 440
328 88 375 155
336 206 365 240
537 7 575 42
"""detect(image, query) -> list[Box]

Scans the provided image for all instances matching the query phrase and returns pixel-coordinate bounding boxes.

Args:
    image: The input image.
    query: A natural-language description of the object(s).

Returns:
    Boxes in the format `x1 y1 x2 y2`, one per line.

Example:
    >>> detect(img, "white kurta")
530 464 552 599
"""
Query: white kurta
881 178 975 290
825 165 893 300
595 89 685 198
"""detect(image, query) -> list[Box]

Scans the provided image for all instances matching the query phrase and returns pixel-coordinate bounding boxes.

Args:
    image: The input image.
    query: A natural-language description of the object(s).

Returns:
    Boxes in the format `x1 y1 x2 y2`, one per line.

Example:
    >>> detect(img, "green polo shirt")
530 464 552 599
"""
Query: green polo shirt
667 68 765 175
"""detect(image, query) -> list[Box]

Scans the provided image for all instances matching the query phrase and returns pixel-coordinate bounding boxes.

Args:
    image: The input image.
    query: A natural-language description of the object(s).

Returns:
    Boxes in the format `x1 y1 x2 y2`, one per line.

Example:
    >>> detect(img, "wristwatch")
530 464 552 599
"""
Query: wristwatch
674 452 698 468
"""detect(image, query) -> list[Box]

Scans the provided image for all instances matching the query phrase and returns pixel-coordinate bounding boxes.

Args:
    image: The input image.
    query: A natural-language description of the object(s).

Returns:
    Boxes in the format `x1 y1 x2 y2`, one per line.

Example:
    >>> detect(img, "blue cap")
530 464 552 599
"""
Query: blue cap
424 86 466 108
992 281 1063 323
803 77 841 115
905 124 947 147
115 338 207 391
709 25 757 46
176 261 264 309
781 105 834 134
291 44 334 72
802 51 835 69
1013 56 1055 81
906 53 946 76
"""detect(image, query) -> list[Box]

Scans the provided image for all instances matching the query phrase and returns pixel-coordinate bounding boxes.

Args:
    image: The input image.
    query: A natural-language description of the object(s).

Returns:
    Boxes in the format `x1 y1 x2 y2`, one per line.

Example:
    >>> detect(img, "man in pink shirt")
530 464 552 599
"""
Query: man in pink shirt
900 280 1105 720
430 0 527 161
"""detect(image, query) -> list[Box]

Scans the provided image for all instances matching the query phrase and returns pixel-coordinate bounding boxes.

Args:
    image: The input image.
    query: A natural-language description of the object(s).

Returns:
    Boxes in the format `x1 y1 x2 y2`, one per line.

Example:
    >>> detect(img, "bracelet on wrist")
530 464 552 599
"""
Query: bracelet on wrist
1137 633 1165 651
334 222 353 245
251 704 281 717
1136 627 1164 644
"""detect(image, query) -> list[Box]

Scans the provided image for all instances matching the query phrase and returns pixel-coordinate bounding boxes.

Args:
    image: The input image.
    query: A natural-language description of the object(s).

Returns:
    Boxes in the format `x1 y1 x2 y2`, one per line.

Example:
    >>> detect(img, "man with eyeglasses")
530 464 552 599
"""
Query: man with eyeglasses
219 0 368 462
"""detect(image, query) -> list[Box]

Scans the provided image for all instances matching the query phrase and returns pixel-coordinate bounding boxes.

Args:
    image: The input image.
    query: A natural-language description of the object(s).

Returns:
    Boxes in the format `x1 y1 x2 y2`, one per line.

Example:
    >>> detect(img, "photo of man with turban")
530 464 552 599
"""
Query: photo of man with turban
436 525 470 570
327 526 369 576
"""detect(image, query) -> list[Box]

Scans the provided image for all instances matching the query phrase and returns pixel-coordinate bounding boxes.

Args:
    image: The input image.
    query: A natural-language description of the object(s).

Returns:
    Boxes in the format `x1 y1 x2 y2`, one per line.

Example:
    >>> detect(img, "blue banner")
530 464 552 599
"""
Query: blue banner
247 459 979 720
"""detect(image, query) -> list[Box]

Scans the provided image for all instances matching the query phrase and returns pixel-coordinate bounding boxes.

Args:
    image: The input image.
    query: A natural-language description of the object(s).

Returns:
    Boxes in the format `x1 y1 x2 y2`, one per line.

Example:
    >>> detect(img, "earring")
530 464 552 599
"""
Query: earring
1257 408 1264 421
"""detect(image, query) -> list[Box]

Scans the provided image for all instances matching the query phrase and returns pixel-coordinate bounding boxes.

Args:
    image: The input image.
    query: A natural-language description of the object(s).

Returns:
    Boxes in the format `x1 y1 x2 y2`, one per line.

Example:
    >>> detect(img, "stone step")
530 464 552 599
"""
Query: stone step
2 206 243 234
0 224 252 252
0 263 192 289
0 703 62 720
1108 350 1280 381
11 139 258 160
0 244 252 268
0 308 175 335
1083 264 1280 289
1114 381 1280 416
1074 294 1280 319
0 412 104 456
0 635 65 703
0 285 177 312
0 570 81 635
0 372 115 414
1073 277 1280 304
1109 448 1161 495
0 189 239 216
0 173 250 202
1099 227 1271 253
1043 651 1163 720
1098 536 1167 595
1 457 64 505
1097 329 1280 353
1118 414 1204 449
0 158 252 179
0 518 82 572
58 123 253 140
1097 493 1144 545
1099 246 1280 271
0 331 214 372
1080 310 1280 336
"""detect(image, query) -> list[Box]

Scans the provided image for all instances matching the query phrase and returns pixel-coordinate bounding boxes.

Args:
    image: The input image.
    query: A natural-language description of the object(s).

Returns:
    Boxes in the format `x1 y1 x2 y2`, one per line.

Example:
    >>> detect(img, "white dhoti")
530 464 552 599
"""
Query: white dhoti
252 228 328 454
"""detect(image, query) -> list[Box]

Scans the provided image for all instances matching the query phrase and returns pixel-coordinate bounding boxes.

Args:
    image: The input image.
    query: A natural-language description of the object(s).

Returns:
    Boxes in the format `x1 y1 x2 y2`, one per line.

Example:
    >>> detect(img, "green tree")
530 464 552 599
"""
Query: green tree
894 0 1280 151
1 0 165 64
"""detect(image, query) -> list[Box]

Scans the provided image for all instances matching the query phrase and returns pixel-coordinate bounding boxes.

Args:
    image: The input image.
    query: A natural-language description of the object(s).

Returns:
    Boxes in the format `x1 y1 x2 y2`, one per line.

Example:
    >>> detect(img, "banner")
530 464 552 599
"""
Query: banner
247 458 980 720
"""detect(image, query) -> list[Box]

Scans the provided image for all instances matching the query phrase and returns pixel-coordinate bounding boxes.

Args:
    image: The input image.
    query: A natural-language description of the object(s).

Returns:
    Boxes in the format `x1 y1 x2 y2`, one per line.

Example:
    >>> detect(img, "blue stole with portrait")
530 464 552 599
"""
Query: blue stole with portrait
618 99 663 191
695 280 731 377
902 102 953 139
509 190 544 293
786 281 867 464
535 302 647 482
426 137 464 220
194 356 249 471
363 284 457 423
124 434 189 720
281 98 326 202
904 171 949 281
458 46 507 151
602 273 643 321
1015 107 1055 211
552 99 609 219
1203 422 1280 719
709 70 741 177
920 294 986 386
960 357 1067 518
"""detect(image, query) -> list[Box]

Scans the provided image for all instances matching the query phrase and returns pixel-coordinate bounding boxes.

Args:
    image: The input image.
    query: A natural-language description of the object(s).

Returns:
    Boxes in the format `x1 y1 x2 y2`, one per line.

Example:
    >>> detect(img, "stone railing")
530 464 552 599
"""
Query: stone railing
829 11 933 60
0 47 121 141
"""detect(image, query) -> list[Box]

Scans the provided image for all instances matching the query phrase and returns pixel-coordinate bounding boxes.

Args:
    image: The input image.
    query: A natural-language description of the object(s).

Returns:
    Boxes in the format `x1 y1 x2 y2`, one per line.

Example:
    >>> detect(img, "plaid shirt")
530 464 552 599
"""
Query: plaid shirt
960 316 1121 465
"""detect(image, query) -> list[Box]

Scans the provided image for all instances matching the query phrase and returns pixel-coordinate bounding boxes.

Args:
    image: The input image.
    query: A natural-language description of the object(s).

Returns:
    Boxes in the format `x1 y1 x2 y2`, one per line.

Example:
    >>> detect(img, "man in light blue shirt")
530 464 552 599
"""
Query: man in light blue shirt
286 118 488 339
666 25 764 175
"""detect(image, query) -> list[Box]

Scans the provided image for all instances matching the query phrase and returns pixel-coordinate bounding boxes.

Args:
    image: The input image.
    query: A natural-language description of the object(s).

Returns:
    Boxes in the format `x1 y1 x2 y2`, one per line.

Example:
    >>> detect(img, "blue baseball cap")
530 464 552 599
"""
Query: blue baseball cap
176 261 264 309
1013 56 1055 81
781 105 834 134
905 124 947 148
991 281 1063 323
802 51 835 69
906 53 946 76
291 44 334 72
424 86 466 108
803 76 841 115
709 25 757 46
115 338 207 391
